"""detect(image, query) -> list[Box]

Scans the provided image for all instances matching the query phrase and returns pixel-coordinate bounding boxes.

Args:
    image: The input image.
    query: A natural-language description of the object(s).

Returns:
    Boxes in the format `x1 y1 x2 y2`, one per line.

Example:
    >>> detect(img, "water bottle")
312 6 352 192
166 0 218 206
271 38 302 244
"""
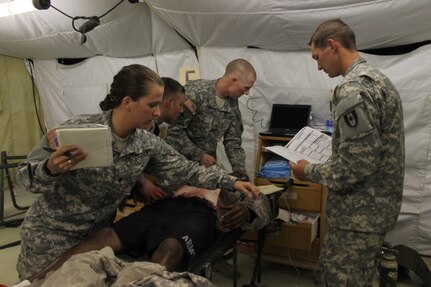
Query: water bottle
308 112 314 128
325 119 333 134
379 249 398 287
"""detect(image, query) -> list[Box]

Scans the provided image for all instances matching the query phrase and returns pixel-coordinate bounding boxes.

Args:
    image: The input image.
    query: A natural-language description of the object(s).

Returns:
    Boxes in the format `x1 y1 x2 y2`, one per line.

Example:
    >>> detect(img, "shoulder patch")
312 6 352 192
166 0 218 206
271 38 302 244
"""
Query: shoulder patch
184 99 197 115
344 110 358 127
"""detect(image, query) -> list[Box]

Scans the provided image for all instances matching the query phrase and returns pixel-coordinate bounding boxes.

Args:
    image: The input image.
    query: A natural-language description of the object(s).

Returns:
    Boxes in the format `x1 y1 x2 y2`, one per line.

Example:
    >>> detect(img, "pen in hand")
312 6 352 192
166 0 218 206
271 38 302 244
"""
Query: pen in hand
43 146 74 158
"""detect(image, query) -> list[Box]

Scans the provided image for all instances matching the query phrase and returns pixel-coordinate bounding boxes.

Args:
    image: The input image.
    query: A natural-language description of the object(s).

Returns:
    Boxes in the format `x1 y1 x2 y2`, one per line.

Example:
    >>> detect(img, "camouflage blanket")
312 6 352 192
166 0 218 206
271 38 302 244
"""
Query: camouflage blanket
31 246 214 287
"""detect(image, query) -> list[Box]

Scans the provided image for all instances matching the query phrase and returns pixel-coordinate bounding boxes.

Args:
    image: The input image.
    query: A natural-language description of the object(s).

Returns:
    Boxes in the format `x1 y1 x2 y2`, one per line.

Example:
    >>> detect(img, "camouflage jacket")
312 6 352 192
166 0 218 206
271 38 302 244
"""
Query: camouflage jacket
17 111 238 278
305 58 405 233
166 79 246 173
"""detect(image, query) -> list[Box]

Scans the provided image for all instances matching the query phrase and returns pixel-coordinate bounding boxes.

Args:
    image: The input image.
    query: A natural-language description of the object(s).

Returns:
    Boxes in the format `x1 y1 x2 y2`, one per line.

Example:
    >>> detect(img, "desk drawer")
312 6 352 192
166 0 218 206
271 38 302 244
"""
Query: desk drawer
264 213 319 251
279 181 322 212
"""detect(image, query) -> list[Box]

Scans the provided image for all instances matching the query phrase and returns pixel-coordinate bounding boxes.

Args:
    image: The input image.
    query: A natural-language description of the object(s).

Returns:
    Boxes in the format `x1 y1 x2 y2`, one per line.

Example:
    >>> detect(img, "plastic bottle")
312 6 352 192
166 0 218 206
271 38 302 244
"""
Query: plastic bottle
308 112 314 128
325 106 333 134
325 119 333 134
379 252 398 287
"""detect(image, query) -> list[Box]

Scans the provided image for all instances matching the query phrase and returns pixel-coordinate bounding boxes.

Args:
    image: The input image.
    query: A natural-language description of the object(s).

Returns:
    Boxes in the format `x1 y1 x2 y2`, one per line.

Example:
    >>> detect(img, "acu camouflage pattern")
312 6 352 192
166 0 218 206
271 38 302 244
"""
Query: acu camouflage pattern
32 246 214 287
318 227 384 287
305 58 405 233
218 190 271 231
16 111 237 280
166 79 247 173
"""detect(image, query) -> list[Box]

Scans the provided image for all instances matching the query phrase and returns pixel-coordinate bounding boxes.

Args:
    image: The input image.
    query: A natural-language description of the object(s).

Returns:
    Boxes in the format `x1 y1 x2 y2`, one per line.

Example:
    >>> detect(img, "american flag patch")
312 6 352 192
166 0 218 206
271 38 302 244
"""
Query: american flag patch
184 99 197 115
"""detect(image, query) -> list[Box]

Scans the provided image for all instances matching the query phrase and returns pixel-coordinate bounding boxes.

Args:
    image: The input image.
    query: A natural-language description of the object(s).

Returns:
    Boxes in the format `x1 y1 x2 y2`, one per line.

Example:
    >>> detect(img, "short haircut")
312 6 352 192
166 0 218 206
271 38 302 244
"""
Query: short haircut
225 58 257 80
309 18 356 50
161 77 185 100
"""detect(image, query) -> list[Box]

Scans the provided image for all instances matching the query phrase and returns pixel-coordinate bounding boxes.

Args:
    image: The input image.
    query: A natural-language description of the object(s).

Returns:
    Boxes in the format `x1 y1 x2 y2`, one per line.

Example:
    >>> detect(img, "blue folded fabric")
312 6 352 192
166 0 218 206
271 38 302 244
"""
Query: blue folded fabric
256 157 290 178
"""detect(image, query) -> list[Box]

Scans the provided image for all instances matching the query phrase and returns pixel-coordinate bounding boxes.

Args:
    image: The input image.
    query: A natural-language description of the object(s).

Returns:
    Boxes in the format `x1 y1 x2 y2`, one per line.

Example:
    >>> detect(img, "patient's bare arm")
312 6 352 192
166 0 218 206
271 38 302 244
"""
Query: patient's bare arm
29 228 123 282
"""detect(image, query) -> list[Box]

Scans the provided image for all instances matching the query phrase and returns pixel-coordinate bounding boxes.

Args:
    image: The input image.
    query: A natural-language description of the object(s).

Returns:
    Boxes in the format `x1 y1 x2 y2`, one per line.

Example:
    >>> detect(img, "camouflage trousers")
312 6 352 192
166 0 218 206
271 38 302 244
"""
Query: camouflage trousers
318 227 385 287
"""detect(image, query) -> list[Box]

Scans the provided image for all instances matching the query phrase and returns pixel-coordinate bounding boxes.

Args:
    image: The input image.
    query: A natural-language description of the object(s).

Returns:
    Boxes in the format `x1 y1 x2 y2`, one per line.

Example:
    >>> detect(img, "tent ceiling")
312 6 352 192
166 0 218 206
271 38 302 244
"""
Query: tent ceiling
0 0 191 59
147 0 431 51
0 0 430 59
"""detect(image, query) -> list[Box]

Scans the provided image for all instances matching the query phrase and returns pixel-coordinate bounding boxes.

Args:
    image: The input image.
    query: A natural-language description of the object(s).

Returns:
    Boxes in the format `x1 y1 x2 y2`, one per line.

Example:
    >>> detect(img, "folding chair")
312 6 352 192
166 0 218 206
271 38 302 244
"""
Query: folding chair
0 151 28 249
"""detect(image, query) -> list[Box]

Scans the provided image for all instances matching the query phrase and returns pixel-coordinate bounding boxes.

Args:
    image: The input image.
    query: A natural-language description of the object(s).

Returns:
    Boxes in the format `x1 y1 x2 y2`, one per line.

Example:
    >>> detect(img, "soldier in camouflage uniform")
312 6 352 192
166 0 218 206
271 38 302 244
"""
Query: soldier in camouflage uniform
16 64 260 280
166 59 256 179
289 19 405 286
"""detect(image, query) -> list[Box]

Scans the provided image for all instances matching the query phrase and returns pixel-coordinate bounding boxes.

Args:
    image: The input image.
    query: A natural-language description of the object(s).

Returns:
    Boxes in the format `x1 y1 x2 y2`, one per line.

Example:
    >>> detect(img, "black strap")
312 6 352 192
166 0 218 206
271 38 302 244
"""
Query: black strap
394 245 431 285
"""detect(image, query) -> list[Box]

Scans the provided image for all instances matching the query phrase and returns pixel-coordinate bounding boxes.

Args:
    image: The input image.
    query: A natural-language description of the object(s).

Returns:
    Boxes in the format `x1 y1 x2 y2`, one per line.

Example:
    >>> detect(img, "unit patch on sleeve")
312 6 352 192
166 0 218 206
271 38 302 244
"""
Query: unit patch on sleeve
344 110 358 127
184 99 197 115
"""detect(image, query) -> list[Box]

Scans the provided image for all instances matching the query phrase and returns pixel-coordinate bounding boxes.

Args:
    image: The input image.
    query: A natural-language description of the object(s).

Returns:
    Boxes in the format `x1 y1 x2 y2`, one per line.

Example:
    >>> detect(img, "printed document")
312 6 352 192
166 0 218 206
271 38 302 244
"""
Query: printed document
265 127 332 164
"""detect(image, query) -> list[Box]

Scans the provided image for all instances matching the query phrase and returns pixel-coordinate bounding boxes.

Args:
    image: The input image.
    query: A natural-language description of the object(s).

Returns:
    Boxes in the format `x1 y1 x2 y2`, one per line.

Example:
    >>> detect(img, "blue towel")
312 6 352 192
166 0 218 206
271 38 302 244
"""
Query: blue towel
256 157 290 178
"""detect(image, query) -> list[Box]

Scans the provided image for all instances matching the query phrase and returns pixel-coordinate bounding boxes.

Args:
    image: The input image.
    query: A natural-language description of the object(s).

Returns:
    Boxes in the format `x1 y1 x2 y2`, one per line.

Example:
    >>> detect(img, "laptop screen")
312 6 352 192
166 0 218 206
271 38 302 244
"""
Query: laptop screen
269 104 311 130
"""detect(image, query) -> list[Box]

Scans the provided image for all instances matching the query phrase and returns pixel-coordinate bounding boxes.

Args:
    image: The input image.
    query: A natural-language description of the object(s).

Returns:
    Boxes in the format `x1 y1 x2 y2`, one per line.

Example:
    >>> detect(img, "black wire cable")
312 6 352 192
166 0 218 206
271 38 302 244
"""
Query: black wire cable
52 0 126 28
49 4 74 19
99 0 125 18
27 60 46 135
51 0 126 39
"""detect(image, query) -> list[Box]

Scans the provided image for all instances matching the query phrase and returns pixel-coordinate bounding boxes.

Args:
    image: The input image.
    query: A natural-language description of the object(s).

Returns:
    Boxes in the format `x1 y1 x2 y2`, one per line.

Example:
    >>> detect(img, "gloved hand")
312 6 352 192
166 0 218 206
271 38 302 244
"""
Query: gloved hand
229 171 250 182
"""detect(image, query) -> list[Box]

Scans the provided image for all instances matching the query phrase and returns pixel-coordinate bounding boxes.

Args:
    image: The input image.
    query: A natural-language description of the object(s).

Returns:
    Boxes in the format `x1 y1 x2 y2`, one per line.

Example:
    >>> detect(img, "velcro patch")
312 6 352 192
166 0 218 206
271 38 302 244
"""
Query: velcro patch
184 99 197 115
344 110 358 127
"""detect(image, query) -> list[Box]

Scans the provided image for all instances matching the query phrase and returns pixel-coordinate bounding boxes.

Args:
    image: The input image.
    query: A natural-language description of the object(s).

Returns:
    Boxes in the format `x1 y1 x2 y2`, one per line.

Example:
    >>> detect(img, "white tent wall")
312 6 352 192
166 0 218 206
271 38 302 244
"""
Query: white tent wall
32 49 199 129
198 45 431 255
1 0 431 256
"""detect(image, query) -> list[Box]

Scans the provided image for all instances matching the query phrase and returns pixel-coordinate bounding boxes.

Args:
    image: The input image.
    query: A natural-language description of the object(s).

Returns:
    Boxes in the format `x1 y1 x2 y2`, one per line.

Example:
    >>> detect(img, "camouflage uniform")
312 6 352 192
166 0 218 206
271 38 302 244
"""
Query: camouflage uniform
32 246 215 287
304 58 405 286
16 111 238 280
166 79 246 173
217 190 271 232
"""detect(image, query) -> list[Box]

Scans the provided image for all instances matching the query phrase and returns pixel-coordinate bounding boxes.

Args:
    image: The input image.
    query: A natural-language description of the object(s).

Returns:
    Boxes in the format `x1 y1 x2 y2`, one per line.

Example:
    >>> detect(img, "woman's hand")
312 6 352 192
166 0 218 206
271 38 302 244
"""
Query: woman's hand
233 181 261 199
45 145 86 175
139 180 166 203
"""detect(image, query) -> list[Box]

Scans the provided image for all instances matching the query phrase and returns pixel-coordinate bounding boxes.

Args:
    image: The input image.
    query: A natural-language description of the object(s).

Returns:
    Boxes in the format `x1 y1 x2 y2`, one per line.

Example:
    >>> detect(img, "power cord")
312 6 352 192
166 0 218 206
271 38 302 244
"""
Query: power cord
27 59 46 135
32 0 131 44
279 194 301 286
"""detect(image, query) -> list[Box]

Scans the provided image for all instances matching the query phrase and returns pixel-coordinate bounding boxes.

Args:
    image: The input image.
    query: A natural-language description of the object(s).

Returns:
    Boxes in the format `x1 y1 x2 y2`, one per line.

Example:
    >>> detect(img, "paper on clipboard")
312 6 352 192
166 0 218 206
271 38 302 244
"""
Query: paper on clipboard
257 184 284 195
265 127 332 164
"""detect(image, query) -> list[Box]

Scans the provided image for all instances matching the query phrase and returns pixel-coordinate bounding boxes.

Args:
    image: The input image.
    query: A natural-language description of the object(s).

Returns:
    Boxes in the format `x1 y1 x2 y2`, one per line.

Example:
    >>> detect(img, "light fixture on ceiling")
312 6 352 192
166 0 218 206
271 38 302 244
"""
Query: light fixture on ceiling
31 0 136 45
0 0 36 18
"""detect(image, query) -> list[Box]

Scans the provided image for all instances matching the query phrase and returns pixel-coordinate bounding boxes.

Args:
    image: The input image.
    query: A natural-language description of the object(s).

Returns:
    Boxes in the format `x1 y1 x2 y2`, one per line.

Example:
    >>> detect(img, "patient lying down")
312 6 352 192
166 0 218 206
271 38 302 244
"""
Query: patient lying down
29 186 271 283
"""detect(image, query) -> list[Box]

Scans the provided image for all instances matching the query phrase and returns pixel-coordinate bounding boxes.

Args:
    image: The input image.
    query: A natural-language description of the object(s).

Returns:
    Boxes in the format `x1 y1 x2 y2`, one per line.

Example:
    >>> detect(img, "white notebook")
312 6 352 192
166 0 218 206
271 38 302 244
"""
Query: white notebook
48 124 113 169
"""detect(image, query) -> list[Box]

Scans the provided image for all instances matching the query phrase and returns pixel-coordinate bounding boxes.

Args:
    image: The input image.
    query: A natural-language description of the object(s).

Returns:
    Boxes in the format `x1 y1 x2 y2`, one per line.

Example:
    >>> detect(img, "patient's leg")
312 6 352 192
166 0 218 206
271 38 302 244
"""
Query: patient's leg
29 227 123 282
151 238 184 271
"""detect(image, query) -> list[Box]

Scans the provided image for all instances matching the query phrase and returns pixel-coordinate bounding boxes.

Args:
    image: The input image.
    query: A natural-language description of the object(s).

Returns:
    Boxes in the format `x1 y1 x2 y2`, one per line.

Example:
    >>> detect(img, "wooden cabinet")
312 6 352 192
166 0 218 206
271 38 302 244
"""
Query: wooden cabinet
252 135 328 270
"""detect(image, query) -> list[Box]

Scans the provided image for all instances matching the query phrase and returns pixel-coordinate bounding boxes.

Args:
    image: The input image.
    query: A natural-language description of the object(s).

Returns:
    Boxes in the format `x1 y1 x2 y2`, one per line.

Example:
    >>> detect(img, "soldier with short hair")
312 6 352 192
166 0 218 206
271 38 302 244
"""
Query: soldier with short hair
166 59 257 180
289 19 405 286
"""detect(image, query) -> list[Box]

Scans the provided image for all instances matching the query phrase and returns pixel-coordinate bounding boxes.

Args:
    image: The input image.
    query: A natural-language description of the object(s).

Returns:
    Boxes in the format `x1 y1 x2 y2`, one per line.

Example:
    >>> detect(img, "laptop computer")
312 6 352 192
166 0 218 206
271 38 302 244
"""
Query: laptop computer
259 104 311 137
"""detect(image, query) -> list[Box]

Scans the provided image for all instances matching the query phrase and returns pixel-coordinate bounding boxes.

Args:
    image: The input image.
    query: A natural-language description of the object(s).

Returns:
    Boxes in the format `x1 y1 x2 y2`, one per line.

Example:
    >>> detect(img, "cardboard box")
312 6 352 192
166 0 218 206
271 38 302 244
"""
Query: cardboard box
264 212 319 251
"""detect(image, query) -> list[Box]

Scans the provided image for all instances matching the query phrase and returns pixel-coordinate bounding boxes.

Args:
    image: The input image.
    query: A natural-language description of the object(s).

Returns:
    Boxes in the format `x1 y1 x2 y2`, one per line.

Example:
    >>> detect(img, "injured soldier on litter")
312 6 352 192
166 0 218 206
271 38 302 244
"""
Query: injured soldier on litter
28 185 271 284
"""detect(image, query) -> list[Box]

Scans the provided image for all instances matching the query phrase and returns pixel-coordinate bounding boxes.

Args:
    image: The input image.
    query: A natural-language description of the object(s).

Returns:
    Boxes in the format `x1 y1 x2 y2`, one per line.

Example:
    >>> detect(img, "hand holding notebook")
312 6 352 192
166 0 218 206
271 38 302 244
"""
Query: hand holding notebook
47 124 113 169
